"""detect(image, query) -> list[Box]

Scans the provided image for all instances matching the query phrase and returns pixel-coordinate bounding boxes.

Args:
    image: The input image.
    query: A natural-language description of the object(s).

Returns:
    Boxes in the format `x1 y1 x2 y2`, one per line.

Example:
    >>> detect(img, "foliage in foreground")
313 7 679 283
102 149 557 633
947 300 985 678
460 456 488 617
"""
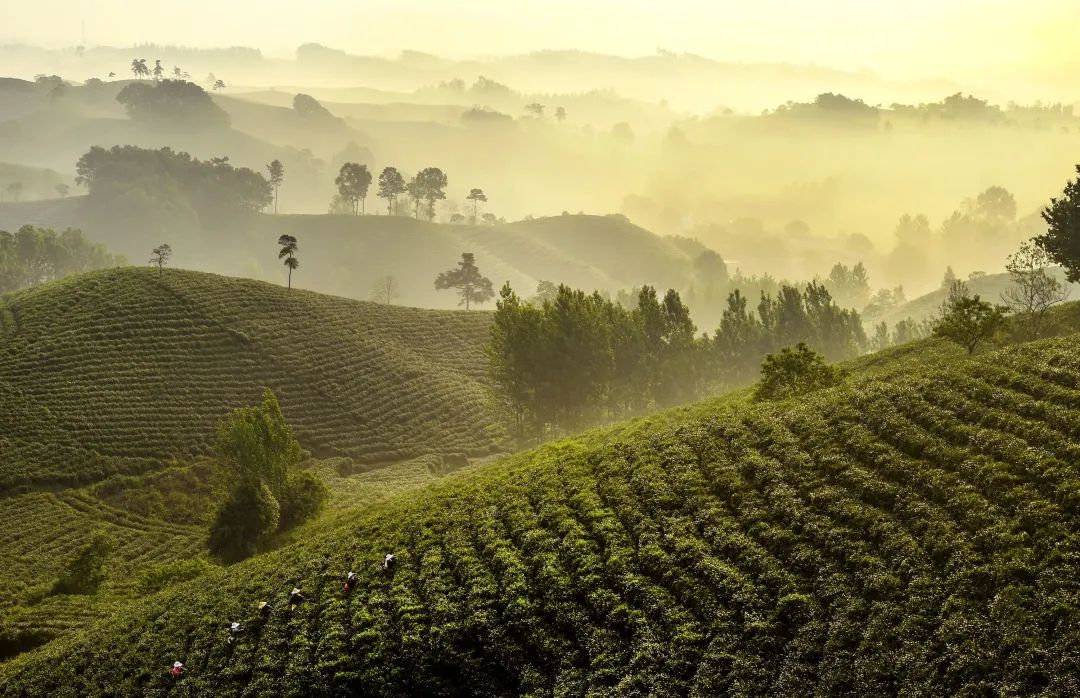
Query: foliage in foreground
7 335 1080 695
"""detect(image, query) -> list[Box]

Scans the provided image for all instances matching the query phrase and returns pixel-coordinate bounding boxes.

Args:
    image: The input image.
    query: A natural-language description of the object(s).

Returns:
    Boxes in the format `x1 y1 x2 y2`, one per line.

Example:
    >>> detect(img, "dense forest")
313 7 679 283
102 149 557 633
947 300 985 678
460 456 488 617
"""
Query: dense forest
0 225 124 292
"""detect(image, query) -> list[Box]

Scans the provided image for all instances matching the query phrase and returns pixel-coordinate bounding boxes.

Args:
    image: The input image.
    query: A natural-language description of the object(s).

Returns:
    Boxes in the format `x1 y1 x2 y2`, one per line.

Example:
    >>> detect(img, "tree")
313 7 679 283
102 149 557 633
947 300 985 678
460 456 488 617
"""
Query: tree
481 212 498 225
149 243 171 273
54 183 70 198
933 281 1008 354
1002 241 1069 339
466 188 488 224
1035 164 1080 282
377 167 407 215
335 163 372 215
266 160 284 214
6 182 23 202
369 275 400 304
115 80 230 129
435 252 495 309
208 389 324 561
278 234 299 290
172 66 182 79
130 58 149 79
412 168 448 221
212 79 226 91
555 106 567 123
941 266 957 288
52 530 114 595
152 59 164 81
754 342 844 401
525 103 545 118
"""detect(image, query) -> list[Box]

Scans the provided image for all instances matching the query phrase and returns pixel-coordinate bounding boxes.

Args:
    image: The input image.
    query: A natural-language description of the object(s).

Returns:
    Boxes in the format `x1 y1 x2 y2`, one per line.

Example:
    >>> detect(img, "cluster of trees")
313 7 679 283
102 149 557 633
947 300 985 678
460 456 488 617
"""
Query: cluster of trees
713 282 866 387
489 283 702 441
208 389 327 563
0 225 124 292
329 164 473 222
75 145 272 226
115 79 229 129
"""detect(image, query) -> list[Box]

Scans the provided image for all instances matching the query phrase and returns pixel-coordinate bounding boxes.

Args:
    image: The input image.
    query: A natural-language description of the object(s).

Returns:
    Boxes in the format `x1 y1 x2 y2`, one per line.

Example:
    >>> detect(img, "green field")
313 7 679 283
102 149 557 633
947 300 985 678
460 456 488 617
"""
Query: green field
5 322 1080 694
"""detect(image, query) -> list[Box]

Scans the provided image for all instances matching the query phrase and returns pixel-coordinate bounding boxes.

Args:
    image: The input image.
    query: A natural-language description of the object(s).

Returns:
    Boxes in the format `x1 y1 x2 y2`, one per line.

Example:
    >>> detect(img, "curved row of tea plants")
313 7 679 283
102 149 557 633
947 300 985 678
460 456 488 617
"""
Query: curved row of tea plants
5 335 1080 694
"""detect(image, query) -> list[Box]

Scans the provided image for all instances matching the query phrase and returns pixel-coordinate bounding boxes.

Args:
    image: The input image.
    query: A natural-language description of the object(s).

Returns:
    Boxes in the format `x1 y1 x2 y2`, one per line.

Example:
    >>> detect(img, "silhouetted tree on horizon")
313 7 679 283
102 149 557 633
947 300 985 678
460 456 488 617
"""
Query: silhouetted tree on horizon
278 234 299 290
435 252 494 310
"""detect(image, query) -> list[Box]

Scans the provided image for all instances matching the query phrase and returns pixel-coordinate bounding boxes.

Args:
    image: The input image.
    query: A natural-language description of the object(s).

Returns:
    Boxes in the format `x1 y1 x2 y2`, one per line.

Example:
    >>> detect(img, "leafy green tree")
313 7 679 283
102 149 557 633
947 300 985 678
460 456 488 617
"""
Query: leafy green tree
435 252 495 310
335 162 372 215
754 342 844 401
209 389 324 561
149 243 171 274
377 167 407 215
933 281 1008 354
277 235 299 290
1035 164 1080 282
466 188 487 224
278 470 329 530
1002 241 1069 339
115 80 229 128
208 482 280 563
52 530 114 595
412 168 448 221
266 160 284 214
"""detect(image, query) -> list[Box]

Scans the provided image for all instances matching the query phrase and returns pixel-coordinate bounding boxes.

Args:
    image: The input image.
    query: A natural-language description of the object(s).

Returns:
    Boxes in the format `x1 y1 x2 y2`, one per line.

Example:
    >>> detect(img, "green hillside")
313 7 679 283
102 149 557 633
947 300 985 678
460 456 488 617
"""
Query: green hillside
0 267 501 493
6 331 1080 694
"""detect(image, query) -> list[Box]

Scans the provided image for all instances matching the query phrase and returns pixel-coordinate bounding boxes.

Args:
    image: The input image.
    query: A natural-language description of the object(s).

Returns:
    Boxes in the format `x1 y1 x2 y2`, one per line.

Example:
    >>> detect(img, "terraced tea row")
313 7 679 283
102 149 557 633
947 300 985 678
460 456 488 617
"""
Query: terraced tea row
6 335 1080 694
0 267 503 492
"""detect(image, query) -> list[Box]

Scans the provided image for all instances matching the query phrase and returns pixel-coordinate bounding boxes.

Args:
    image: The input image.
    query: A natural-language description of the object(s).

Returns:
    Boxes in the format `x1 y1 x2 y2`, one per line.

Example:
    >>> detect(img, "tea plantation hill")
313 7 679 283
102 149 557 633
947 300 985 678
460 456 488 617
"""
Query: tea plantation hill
6 329 1080 694
0 266 503 494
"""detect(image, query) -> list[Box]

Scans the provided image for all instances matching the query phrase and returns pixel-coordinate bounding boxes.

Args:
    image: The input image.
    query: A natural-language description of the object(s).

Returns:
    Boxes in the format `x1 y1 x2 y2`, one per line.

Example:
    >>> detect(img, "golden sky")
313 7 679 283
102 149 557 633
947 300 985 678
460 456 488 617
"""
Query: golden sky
5 0 1079 79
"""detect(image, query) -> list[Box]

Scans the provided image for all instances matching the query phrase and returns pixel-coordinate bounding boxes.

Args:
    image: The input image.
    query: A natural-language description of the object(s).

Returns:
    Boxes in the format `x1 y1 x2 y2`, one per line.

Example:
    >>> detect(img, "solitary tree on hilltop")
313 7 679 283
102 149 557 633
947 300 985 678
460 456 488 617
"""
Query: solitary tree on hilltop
466 188 487 224
335 163 372 215
266 160 285 214
149 243 172 274
370 275 400 304
213 79 226 92
435 252 495 310
933 280 1008 354
377 166 407 215
278 234 299 290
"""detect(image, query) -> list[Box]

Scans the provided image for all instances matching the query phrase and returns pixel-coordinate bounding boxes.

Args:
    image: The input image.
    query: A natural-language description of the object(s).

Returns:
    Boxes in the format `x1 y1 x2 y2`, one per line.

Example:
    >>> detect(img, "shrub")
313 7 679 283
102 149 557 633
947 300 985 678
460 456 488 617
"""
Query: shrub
52 530 114 595
754 342 844 401
208 483 280 563
278 470 329 530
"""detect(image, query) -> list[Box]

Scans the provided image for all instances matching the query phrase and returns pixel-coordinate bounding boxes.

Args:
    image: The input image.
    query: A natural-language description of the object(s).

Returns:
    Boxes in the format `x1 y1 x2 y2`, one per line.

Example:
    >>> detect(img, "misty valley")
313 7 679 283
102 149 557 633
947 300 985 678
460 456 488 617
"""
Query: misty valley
3 5 1080 695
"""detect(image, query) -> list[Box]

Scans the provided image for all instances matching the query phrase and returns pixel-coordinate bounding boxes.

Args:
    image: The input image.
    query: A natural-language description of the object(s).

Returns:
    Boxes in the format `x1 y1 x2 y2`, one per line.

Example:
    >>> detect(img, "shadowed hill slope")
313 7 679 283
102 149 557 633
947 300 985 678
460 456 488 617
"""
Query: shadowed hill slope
0 267 502 494
6 333 1080 694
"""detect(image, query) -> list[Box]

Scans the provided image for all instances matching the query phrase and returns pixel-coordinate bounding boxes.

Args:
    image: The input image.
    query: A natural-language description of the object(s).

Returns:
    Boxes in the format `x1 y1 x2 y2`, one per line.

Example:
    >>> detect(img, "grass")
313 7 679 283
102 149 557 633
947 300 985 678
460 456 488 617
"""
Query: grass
6 331 1080 694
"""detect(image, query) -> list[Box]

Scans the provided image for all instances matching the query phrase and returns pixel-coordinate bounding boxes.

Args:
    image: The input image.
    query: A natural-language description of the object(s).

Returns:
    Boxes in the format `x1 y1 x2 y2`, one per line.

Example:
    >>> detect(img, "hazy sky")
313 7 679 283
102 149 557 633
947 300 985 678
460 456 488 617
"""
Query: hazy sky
4 0 1079 79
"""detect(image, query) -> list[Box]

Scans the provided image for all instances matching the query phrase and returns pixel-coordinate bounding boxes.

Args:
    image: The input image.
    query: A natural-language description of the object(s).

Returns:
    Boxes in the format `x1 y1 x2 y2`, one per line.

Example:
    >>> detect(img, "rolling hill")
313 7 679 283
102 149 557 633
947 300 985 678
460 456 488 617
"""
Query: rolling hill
0 266 502 494
0 267 503 658
5 326 1080 693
